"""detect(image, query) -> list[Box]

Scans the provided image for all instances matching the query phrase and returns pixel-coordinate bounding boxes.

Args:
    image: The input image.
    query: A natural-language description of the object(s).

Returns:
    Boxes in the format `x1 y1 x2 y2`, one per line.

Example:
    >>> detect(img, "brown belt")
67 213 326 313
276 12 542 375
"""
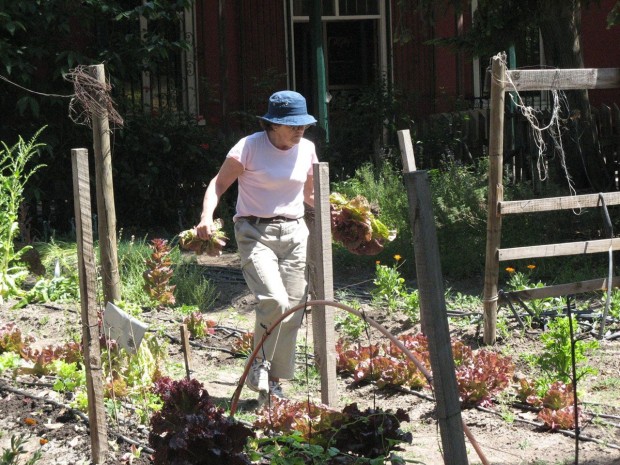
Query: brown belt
238 215 300 224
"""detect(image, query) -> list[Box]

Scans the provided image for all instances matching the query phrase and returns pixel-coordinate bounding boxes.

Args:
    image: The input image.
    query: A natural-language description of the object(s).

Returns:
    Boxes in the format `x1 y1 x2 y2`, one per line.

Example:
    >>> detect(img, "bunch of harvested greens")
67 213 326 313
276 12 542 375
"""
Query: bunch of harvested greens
330 192 396 255
178 219 228 257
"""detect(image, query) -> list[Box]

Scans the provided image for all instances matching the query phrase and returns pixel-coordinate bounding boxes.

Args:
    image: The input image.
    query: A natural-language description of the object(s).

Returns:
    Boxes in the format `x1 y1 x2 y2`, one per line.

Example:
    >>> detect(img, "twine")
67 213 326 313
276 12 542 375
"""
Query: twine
64 65 124 129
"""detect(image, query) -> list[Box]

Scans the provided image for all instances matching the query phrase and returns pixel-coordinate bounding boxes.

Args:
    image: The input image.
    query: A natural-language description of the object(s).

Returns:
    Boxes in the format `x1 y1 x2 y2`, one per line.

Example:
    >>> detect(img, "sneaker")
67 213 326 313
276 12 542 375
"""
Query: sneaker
269 380 285 399
246 358 270 394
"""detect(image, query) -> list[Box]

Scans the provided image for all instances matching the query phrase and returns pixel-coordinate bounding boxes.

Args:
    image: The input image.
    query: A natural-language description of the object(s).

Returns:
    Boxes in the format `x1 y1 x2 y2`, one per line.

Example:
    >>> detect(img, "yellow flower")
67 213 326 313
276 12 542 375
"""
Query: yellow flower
505 267 516 273
394 254 402 261
375 260 381 265
527 264 536 270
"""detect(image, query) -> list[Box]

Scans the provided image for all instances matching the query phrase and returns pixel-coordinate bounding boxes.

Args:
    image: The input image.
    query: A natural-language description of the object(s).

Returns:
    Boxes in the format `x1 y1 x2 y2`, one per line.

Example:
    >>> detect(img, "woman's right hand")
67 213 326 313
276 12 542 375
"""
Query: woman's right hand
195 218 214 240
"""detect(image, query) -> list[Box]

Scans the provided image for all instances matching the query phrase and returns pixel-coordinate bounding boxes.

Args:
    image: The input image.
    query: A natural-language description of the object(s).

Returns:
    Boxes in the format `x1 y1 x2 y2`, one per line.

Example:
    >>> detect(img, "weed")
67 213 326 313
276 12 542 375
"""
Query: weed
0 434 43 465
335 312 368 340
170 263 219 311
606 289 620 320
537 316 599 383
0 128 46 304
117 235 155 306
372 258 407 312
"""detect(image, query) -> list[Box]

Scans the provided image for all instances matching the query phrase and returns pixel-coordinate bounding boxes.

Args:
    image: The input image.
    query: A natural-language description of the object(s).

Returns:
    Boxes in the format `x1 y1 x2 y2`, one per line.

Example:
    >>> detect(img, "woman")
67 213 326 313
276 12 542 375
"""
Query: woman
195 90 318 401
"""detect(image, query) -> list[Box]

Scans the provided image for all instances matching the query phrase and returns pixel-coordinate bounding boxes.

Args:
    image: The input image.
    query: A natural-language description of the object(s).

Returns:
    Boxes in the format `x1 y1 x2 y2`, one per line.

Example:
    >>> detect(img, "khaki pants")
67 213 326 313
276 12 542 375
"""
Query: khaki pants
234 218 308 379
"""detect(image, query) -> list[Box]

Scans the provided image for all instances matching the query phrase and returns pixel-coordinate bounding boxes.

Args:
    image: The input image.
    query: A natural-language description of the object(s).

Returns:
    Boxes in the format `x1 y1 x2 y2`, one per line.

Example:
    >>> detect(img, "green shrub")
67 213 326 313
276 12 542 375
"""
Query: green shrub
170 263 219 312
112 110 234 234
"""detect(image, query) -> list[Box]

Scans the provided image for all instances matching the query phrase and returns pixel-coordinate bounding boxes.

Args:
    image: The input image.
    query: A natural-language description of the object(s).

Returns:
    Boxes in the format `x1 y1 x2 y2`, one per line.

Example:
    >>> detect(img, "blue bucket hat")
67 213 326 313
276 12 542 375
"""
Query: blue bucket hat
258 90 317 126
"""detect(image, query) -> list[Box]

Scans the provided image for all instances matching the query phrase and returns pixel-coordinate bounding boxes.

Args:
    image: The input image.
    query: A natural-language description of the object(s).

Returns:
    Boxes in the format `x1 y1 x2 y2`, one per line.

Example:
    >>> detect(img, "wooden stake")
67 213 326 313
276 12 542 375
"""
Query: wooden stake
180 324 192 380
404 170 469 465
88 64 121 305
397 129 424 333
71 148 108 463
483 54 507 345
311 162 337 406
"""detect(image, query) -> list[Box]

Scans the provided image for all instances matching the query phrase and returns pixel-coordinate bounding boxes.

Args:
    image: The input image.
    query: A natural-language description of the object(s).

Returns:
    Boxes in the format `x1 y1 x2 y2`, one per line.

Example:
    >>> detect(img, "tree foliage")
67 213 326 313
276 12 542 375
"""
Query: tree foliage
395 0 620 62
0 0 205 235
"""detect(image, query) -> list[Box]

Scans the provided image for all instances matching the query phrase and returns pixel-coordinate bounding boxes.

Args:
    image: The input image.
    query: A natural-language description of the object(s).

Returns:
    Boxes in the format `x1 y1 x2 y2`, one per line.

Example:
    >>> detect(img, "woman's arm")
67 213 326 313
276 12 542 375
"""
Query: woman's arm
196 157 244 239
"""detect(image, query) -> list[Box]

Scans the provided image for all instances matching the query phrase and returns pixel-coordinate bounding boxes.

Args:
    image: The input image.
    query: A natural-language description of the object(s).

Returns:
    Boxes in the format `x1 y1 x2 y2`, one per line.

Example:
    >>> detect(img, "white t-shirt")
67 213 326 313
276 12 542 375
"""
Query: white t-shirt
227 131 319 220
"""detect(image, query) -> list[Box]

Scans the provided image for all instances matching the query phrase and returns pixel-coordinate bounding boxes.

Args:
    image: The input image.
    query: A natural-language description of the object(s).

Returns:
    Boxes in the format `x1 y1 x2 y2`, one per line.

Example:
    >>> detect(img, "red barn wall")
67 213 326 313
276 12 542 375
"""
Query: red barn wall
195 0 288 130
581 0 620 106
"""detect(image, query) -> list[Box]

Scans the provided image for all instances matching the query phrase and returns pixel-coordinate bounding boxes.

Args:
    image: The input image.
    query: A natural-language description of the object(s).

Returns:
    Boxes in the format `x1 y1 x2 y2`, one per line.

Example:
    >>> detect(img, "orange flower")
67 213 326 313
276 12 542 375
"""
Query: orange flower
376 260 381 265
527 264 536 270
39 438 48 446
24 417 37 426
505 267 516 273
394 254 402 261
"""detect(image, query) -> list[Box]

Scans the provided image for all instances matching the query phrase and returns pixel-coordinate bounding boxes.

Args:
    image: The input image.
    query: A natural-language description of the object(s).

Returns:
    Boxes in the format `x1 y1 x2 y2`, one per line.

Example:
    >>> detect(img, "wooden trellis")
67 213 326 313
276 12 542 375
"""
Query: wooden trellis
482 55 620 344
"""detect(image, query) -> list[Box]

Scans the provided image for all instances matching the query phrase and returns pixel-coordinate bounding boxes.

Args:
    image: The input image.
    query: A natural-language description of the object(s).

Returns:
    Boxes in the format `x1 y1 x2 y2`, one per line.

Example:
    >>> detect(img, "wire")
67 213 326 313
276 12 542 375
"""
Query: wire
0 74 74 98
566 297 581 465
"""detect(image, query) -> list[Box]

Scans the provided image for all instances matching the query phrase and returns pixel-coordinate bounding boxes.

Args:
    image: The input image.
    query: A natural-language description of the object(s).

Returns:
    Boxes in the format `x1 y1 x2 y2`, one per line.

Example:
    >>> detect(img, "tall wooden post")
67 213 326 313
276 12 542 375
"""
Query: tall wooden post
310 162 337 406
397 129 424 332
404 170 469 465
72 148 108 463
89 64 121 304
483 54 507 345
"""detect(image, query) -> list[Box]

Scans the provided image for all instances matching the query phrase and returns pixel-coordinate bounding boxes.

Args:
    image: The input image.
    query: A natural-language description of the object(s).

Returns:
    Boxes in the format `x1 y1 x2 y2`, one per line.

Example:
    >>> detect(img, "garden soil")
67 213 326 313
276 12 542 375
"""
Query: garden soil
1 252 619 465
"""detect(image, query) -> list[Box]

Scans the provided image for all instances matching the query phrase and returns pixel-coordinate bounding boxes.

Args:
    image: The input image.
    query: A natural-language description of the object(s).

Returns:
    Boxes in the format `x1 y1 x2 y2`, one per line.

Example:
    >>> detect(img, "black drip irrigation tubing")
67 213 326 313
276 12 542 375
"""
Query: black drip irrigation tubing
475 404 620 451
498 290 620 339
0 380 155 454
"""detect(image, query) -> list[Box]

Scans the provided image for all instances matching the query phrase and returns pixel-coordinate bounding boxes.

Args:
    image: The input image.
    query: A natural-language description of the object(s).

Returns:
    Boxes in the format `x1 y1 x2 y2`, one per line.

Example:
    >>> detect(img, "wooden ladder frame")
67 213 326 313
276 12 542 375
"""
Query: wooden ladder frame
482 54 620 344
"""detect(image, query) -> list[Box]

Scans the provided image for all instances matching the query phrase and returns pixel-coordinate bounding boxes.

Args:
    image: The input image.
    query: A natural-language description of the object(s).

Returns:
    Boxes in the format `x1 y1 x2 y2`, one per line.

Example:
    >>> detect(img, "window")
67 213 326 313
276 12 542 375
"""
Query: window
293 0 379 18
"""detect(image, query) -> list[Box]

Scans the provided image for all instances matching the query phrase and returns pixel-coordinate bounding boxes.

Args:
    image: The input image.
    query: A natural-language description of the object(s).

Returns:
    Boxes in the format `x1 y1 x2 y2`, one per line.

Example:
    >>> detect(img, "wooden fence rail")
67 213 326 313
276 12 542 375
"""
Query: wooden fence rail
481 61 620 345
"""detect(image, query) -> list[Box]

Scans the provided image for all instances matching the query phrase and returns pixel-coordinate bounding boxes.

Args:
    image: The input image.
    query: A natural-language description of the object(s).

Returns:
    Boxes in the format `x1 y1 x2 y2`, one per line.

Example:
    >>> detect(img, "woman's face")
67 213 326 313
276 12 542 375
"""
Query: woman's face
270 124 309 150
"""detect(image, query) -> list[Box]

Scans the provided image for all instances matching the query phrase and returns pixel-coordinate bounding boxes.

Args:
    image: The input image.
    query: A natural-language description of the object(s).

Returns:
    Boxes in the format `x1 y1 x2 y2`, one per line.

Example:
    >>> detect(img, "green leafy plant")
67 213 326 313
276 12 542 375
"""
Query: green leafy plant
14 275 79 309
536 316 599 383
606 288 620 320
23 341 83 376
117 235 155 306
0 434 43 465
335 312 368 340
372 259 407 312
170 263 219 312
504 266 563 321
0 128 46 303
248 432 341 465
0 352 21 375
178 221 228 257
50 360 86 394
101 333 168 425
183 312 216 339
143 238 176 307
330 192 396 256
253 398 411 461
428 159 488 278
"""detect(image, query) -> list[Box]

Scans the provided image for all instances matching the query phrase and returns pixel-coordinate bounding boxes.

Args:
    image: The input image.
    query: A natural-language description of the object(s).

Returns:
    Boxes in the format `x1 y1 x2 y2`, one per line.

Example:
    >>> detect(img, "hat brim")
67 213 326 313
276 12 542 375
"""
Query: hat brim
258 114 318 126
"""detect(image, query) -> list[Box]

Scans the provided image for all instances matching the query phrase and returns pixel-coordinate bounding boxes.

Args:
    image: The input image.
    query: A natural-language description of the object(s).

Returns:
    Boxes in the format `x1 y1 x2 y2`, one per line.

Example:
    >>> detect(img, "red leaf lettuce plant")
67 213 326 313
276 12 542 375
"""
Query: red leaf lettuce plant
149 377 254 465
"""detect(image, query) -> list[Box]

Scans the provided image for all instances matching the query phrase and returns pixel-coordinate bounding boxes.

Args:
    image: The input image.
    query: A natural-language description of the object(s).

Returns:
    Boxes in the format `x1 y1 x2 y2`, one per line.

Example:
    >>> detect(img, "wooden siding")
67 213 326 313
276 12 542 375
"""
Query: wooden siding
195 0 288 130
